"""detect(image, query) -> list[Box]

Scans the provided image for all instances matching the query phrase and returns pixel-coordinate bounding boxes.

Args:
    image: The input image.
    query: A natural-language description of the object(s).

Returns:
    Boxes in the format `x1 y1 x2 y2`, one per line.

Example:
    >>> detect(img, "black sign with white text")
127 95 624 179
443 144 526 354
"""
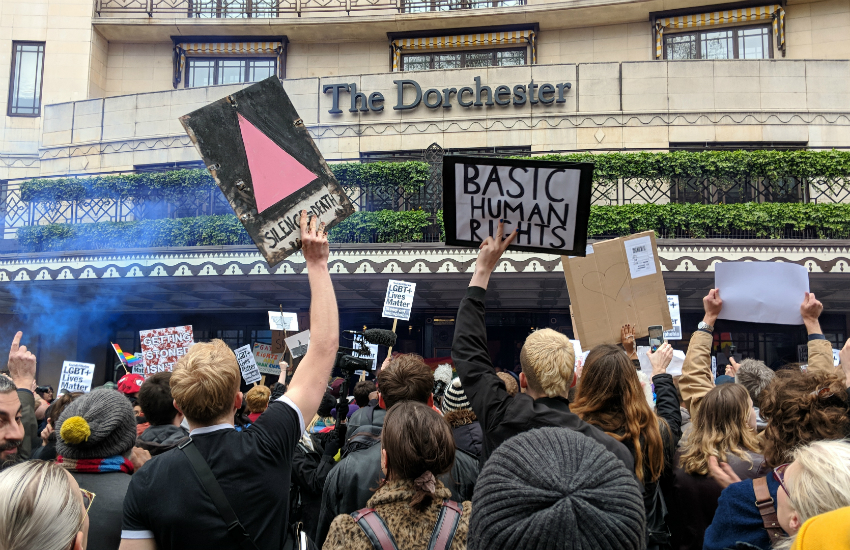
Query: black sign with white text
443 156 593 255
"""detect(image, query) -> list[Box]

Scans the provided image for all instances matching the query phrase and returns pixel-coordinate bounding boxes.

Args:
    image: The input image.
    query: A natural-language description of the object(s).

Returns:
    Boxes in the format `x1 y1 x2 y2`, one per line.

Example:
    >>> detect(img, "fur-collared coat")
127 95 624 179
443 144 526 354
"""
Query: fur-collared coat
322 479 471 550
443 409 483 460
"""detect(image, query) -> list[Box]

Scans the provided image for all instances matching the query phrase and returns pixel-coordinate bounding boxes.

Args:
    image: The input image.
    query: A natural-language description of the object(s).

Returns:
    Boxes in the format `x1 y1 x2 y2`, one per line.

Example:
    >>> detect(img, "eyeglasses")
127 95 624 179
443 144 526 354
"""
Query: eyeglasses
810 386 835 400
80 488 95 516
773 463 792 500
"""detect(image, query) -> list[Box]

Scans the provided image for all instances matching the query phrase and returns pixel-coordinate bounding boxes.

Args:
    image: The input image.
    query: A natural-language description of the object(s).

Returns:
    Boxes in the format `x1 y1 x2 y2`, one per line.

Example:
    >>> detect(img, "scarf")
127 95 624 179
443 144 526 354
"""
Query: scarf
56 455 135 474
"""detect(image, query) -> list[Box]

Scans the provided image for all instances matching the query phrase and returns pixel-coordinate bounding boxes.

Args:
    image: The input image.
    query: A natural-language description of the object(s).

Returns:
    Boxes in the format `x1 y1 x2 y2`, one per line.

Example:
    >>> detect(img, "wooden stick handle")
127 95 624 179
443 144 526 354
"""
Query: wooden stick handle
386 318 399 356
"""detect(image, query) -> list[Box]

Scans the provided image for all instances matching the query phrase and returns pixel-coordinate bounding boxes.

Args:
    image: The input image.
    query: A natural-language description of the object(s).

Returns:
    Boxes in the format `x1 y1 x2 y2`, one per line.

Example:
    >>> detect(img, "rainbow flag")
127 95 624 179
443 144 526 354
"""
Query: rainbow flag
111 343 143 368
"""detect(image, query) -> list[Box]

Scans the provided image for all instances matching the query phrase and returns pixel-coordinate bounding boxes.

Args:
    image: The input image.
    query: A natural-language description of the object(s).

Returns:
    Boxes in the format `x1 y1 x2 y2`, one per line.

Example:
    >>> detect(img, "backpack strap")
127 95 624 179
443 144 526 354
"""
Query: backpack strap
427 500 464 550
753 476 784 542
351 508 399 550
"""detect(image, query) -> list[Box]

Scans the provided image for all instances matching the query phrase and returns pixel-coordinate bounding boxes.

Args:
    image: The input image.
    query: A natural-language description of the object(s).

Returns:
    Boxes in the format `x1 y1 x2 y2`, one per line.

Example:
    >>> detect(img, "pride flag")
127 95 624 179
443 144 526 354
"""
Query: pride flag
111 343 143 368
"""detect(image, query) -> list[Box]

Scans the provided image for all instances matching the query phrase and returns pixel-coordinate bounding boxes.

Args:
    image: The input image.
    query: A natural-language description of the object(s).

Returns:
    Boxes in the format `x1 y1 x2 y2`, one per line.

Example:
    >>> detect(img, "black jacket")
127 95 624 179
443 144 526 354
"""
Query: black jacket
314 432 479 547
291 431 338 540
451 286 635 472
444 409 484 460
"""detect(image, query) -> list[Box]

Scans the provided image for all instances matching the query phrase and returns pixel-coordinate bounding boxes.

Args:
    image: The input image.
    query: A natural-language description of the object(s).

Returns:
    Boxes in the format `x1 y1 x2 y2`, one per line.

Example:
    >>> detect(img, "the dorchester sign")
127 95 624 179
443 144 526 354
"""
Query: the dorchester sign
323 77 572 114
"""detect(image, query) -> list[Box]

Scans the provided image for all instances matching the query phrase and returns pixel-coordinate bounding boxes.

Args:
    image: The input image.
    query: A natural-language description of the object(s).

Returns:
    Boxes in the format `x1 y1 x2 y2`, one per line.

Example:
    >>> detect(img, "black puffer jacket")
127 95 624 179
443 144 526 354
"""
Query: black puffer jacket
444 409 483 460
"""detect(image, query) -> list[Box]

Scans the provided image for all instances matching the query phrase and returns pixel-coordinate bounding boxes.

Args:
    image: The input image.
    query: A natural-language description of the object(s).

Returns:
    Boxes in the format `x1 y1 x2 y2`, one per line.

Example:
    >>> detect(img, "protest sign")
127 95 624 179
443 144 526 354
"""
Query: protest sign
271 331 287 354
235 345 262 385
664 295 682 341
269 311 299 332
284 330 310 358
562 231 672 349
382 280 416 321
353 334 378 370
443 156 593 256
252 343 282 375
139 325 194 377
179 76 354 266
834 349 841 367
58 361 95 393
636 347 686 378
715 262 809 325
798 344 809 363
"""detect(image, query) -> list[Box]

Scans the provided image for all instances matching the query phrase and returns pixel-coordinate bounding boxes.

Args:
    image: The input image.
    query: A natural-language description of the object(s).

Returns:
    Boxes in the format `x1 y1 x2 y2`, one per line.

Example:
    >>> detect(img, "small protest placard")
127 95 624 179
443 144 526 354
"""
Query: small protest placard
284 330 310 358
353 334 378 370
664 295 682 341
269 311 298 332
139 326 194 377
834 349 841 367
179 77 354 266
383 280 416 321
443 156 593 256
58 361 95 393
252 343 282 375
235 345 262 385
271 331 287 354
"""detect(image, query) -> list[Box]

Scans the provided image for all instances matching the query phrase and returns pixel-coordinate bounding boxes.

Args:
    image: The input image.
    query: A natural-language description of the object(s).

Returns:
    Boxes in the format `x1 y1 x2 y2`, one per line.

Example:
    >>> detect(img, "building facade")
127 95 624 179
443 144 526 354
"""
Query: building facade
0 0 849 386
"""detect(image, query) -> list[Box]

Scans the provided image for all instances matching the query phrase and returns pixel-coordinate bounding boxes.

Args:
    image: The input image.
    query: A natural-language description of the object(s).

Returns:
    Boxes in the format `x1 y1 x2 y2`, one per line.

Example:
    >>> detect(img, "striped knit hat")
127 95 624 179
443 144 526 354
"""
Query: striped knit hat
442 377 471 414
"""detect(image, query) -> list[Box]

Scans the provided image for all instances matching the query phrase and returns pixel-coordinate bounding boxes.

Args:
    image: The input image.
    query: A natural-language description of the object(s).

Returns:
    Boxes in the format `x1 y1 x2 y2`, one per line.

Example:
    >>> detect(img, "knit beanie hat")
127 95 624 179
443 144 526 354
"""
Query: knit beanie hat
56 388 137 460
442 378 471 414
469 427 646 550
791 506 850 550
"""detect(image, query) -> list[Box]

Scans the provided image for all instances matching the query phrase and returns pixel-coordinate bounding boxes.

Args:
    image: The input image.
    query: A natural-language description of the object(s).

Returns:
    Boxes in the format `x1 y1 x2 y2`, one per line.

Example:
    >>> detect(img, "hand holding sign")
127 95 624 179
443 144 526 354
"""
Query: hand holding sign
7 331 36 389
470 220 518 289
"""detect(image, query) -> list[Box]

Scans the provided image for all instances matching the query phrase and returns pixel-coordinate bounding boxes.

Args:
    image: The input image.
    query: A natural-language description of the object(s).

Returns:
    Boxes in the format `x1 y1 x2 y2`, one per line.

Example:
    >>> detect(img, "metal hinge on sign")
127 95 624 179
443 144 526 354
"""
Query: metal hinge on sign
294 118 304 127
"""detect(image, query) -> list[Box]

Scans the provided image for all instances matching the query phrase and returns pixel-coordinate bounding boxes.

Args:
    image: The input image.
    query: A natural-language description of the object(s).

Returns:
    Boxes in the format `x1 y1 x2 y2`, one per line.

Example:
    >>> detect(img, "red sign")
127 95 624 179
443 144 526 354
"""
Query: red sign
139 325 194 376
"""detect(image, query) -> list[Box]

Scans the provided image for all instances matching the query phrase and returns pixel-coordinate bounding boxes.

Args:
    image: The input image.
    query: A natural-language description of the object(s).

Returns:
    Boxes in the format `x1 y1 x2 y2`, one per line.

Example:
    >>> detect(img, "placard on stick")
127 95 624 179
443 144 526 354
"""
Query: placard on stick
235 344 262 385
139 325 194 377
58 361 95 393
269 311 298 332
284 330 310 358
562 231 672 349
382 280 416 321
443 156 594 256
179 76 354 267
252 343 282 375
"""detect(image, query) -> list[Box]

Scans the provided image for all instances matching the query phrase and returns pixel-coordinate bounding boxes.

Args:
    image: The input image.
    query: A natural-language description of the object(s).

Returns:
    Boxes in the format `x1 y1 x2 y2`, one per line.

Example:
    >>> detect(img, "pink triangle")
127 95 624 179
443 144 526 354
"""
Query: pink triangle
237 113 318 213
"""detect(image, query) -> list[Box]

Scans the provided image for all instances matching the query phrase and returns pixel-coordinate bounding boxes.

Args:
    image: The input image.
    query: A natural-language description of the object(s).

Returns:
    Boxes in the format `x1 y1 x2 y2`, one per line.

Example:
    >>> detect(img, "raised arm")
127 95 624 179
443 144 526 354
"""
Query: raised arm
801 293 834 376
648 343 682 445
285 211 339 421
680 289 721 414
8 331 37 460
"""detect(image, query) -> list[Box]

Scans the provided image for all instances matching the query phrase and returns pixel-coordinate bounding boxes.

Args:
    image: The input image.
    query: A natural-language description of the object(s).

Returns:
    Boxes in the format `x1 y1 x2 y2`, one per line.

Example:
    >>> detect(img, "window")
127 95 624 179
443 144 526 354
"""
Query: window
186 58 275 88
664 25 771 60
8 42 45 117
401 48 526 71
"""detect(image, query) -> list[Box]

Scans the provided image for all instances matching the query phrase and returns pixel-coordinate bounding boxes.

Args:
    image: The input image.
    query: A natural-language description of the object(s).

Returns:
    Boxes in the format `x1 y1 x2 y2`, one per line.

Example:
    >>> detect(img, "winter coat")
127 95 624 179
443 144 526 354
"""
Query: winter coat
69 470 132 550
444 409 483 460
135 424 189 456
322 479 470 550
291 431 339 539
663 449 767 550
703 474 782 550
451 286 634 471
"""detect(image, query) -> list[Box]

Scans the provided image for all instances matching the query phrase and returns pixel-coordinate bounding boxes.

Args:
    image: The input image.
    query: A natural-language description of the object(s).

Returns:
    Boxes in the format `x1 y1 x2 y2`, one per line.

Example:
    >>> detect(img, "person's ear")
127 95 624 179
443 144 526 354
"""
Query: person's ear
73 530 84 550
378 393 386 409
519 372 529 389
427 394 434 408
789 511 802 533
234 392 243 411
173 399 184 417
380 448 388 475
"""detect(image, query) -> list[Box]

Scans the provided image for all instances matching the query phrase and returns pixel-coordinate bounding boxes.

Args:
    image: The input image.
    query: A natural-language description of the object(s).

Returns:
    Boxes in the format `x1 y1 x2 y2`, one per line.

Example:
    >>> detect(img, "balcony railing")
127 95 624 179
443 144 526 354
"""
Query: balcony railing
94 0 525 17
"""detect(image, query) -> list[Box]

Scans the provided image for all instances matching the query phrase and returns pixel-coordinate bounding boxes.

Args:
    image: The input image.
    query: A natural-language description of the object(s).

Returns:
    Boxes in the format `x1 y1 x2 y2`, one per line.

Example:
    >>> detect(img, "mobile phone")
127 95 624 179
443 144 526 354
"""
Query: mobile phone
729 344 737 355
648 325 664 352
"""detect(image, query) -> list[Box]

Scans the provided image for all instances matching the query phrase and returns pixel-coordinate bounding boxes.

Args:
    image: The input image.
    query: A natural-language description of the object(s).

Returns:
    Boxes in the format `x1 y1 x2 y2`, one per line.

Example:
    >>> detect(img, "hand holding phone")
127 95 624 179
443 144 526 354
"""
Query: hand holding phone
648 325 665 352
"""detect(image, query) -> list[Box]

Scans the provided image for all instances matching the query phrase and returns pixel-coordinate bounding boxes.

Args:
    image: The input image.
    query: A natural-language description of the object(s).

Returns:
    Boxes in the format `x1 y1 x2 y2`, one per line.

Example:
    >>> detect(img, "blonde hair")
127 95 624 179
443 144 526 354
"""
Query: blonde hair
775 440 850 549
170 339 240 424
245 385 271 414
520 329 575 398
0 461 84 550
679 384 762 475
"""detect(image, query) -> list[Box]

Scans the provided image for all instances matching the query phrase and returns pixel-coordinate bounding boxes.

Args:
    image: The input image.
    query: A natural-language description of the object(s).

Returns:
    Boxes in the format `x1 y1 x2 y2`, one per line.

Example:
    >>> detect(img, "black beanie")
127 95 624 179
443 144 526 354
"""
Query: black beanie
469 427 646 550
317 390 335 417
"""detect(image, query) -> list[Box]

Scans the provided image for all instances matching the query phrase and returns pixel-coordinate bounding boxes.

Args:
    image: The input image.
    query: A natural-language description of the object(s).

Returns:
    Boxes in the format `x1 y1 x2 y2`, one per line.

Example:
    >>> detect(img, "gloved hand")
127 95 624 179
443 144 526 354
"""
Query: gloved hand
323 439 341 459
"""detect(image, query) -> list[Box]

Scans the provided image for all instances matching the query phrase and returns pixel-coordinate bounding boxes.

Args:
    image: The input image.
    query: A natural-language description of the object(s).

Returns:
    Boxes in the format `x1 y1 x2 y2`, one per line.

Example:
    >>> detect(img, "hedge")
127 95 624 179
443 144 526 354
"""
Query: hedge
19 162 431 203
17 203 850 252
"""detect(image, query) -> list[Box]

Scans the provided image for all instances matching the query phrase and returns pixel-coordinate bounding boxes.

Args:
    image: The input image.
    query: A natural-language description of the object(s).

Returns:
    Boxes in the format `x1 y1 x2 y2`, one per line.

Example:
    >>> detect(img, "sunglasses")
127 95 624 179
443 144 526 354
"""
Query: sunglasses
80 488 96 516
773 463 792 500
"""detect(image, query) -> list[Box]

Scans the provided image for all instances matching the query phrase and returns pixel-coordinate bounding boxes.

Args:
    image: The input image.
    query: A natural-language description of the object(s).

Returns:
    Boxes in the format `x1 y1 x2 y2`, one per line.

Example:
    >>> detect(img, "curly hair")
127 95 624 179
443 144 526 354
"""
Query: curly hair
572 344 667 483
679 383 761 475
759 369 850 468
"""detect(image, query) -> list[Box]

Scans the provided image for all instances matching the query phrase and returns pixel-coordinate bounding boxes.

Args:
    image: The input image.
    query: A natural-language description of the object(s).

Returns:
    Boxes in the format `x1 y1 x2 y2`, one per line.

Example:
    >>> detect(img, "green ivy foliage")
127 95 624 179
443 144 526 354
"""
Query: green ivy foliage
17 203 850 252
20 162 431 203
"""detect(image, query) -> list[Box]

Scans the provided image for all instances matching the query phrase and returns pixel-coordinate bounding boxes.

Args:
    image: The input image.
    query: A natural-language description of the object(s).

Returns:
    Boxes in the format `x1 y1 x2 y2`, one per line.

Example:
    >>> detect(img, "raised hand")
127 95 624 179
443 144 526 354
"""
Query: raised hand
725 357 741 377
470 220 518 290
703 289 722 325
800 292 823 335
708 456 741 489
299 210 329 266
8 331 36 389
621 324 637 358
647 342 673 376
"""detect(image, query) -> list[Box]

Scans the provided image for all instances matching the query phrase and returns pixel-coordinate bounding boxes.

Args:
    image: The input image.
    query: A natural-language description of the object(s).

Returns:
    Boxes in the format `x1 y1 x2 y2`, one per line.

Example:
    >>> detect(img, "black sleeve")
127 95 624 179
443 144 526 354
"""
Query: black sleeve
451 287 513 436
315 462 344 548
16 389 36 460
292 445 337 495
652 373 682 450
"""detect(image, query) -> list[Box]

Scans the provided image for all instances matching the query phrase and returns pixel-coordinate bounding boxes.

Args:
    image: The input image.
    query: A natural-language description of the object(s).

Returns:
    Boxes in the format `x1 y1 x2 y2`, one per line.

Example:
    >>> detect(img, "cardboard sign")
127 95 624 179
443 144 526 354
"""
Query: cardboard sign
179 76 354 266
383 280 416 321
271 330 287 354
562 231 671 349
139 325 194 376
58 361 95 393
269 311 298 332
664 295 682 341
284 330 310 358
235 344 262 385
353 334 378 370
443 156 593 255
252 342 282 375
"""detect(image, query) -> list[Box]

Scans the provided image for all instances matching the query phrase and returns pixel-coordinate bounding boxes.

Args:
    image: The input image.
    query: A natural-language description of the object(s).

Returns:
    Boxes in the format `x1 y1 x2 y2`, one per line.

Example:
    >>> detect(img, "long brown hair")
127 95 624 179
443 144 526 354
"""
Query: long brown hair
572 344 666 483
679 383 761 475
382 401 455 510
759 369 850 467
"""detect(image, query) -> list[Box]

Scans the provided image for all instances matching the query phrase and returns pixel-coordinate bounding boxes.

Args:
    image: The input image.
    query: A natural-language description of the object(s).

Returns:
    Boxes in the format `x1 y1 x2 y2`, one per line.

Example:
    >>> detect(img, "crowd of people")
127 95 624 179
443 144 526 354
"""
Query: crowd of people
1 214 849 550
